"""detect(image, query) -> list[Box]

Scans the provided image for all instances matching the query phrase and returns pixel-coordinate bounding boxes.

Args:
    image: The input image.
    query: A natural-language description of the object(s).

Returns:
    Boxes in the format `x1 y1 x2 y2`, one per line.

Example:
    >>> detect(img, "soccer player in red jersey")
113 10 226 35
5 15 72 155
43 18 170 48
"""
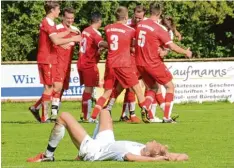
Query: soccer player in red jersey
29 2 81 123
77 12 108 122
90 7 154 123
104 5 147 123
135 2 192 123
50 7 80 121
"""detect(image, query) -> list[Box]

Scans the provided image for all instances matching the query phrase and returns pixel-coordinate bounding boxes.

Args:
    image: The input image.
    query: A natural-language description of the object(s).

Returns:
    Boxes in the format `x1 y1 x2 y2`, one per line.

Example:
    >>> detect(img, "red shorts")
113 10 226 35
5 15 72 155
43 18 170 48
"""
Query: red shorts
38 64 56 85
137 63 172 87
63 64 71 90
78 65 99 87
54 57 71 83
104 67 139 89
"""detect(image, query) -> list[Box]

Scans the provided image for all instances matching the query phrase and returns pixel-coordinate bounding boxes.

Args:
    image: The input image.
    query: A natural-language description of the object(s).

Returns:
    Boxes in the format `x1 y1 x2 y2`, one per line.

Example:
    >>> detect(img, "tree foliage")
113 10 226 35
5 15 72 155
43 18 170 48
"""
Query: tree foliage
1 1 234 61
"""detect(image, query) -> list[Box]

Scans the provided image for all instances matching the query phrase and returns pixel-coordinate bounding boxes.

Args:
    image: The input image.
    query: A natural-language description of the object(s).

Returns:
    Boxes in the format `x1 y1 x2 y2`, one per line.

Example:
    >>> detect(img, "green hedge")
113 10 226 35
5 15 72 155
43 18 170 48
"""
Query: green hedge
1 1 234 61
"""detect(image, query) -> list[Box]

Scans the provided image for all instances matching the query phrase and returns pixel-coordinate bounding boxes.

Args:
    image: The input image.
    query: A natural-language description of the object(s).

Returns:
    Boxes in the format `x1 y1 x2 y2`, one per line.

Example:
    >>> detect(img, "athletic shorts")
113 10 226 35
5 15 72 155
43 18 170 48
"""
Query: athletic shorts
79 130 115 161
38 63 56 85
78 65 99 87
137 62 172 87
104 67 139 89
54 59 71 83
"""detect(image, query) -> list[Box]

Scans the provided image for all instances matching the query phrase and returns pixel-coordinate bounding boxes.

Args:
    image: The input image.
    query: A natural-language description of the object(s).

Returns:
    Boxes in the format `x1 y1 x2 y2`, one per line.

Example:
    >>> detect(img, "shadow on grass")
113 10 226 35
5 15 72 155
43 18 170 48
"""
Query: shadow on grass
1 120 42 124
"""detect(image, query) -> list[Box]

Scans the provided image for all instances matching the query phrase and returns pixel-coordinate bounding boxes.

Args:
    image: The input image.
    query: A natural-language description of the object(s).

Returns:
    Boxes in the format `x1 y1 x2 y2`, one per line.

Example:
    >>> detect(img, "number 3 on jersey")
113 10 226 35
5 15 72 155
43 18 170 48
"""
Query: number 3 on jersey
80 37 87 53
110 35 118 50
138 30 146 47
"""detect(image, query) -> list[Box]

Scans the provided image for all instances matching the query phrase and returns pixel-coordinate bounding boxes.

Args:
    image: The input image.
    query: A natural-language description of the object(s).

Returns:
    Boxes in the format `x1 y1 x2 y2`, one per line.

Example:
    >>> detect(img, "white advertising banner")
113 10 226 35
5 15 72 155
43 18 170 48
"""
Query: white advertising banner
1 62 234 103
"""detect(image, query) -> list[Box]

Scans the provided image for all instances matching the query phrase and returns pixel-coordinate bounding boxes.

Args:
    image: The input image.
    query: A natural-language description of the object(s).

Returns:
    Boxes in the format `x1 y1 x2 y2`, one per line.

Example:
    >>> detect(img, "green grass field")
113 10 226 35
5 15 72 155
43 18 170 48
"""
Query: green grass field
2 101 234 168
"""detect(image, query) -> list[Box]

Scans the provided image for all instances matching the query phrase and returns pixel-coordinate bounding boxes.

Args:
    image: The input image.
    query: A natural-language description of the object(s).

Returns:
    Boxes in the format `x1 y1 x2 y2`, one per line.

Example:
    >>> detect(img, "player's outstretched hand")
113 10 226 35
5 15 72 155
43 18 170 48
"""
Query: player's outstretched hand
185 47 192 58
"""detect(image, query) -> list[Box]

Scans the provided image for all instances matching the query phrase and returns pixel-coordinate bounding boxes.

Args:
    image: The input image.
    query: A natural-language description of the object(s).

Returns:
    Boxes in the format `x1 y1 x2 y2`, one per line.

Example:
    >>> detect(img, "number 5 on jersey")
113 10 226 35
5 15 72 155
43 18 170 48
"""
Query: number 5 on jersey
138 30 146 47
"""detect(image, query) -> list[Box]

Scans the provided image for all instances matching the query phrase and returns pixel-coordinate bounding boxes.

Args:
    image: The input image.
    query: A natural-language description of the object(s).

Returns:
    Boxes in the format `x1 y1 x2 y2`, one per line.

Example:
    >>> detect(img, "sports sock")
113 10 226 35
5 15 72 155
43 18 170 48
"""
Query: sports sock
33 97 42 110
41 94 51 122
164 93 174 119
156 93 165 111
91 96 106 119
82 92 92 120
51 91 60 116
45 123 65 157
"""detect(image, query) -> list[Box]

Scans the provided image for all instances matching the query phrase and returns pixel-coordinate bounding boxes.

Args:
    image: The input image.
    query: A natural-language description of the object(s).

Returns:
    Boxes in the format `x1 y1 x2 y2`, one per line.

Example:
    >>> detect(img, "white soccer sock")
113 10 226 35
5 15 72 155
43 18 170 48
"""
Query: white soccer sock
87 99 92 119
151 103 157 117
168 101 174 118
92 123 100 139
106 98 116 111
129 102 136 117
160 103 165 112
122 103 129 117
51 98 60 115
45 123 65 157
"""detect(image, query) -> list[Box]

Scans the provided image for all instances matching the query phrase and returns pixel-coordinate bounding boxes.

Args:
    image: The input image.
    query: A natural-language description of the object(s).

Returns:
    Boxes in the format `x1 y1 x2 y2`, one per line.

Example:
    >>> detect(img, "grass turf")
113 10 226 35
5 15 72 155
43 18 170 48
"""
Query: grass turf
1 101 234 168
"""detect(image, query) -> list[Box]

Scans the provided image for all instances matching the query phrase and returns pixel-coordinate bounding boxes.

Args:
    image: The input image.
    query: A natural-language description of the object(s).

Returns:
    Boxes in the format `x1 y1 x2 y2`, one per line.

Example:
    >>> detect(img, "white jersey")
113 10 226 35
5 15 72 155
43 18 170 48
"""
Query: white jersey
104 141 145 161
79 131 145 162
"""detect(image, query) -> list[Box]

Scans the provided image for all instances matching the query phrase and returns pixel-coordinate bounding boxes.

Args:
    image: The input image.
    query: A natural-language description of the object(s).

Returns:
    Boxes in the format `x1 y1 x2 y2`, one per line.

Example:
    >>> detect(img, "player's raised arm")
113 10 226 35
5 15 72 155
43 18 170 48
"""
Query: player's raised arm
167 43 192 58
124 153 169 162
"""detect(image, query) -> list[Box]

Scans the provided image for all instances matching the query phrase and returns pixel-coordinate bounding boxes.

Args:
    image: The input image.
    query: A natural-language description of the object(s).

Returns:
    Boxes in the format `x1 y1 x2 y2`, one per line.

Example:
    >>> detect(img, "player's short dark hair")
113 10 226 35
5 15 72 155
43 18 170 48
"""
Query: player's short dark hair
44 1 60 14
63 7 75 16
134 5 146 14
115 6 128 21
90 12 102 23
149 2 163 16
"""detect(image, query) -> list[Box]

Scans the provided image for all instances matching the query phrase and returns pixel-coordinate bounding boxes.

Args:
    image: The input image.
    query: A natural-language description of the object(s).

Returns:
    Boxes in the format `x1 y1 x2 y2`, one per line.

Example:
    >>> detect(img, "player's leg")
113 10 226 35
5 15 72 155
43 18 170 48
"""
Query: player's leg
29 97 42 122
127 88 141 123
27 112 88 162
163 80 175 122
119 90 130 121
81 86 93 121
90 89 112 122
155 83 165 111
90 67 116 122
51 81 63 121
51 62 66 121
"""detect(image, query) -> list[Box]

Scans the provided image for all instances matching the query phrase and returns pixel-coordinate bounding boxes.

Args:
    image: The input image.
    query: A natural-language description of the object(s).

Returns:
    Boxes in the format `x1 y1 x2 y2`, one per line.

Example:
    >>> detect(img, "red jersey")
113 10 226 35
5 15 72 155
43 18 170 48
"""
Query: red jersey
37 17 58 64
135 19 172 67
56 23 79 63
78 26 103 69
105 23 135 68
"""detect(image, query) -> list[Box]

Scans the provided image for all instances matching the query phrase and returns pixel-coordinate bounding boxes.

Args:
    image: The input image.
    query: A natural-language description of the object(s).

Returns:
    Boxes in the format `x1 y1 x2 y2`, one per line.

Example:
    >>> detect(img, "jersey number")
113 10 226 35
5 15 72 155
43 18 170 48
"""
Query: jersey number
110 35 118 50
138 30 146 47
80 37 87 53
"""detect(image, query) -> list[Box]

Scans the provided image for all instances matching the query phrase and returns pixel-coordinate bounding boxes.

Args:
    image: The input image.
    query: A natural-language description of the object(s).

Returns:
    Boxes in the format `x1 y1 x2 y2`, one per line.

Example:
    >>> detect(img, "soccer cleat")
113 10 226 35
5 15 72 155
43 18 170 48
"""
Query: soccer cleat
128 116 141 123
27 153 54 162
119 116 130 122
150 117 163 123
88 118 99 124
141 108 151 123
28 106 41 122
50 114 57 122
80 112 84 121
162 117 176 123
171 113 179 122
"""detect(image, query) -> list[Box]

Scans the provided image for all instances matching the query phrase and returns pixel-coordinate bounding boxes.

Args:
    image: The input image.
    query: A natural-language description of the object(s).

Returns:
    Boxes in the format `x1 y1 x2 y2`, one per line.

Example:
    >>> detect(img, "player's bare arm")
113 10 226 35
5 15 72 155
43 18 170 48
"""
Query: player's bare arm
99 41 108 49
167 42 192 58
50 34 81 45
124 153 168 162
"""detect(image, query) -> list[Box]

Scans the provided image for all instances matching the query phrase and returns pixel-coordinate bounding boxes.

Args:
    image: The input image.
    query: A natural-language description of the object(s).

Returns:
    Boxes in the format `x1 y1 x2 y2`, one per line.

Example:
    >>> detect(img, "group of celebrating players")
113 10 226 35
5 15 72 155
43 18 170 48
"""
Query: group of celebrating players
29 1 192 125
27 1 191 163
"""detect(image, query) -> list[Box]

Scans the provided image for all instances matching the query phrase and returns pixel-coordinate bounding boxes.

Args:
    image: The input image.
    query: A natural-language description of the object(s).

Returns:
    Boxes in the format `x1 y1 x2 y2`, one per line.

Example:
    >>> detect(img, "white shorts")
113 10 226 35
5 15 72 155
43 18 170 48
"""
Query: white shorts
79 130 115 161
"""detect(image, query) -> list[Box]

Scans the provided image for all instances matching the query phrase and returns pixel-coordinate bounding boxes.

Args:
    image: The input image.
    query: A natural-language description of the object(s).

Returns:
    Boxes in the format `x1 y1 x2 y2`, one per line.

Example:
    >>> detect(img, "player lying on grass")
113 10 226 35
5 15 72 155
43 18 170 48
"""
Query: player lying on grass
27 109 188 162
